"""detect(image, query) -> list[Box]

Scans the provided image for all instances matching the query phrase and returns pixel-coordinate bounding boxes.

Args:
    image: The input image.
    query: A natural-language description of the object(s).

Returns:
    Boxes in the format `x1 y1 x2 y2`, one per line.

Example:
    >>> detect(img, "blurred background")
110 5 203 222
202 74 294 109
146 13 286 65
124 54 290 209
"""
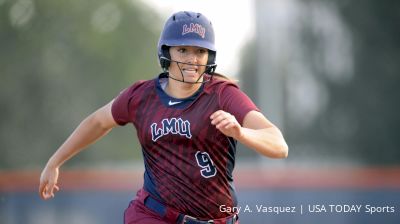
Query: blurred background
1 0 399 223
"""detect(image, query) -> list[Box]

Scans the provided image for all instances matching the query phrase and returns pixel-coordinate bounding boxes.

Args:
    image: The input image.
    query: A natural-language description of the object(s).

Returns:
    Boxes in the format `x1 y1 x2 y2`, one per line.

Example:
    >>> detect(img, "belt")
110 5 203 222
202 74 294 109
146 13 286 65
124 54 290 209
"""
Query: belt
144 194 238 224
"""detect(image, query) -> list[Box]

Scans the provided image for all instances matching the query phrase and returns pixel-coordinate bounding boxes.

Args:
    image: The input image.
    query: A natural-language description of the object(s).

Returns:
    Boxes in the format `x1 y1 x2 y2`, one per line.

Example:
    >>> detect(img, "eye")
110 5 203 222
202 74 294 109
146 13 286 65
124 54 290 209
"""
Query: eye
198 49 207 54
177 48 186 53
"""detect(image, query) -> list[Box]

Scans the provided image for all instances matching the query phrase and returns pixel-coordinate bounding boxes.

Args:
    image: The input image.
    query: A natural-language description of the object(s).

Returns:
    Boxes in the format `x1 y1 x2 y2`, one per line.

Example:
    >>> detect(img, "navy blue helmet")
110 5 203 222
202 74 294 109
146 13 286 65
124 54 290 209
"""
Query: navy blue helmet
158 11 217 74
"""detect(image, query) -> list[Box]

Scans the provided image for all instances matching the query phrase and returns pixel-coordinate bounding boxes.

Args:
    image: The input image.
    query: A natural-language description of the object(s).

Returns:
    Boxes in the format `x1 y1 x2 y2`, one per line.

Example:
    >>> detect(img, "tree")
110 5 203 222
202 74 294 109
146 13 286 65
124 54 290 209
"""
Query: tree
239 0 400 165
0 0 162 169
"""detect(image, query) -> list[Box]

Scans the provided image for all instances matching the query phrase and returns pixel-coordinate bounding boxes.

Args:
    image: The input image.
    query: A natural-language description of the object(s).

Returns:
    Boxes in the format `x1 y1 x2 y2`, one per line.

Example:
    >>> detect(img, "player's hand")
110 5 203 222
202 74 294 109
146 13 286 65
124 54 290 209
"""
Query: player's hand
39 165 60 200
210 110 242 139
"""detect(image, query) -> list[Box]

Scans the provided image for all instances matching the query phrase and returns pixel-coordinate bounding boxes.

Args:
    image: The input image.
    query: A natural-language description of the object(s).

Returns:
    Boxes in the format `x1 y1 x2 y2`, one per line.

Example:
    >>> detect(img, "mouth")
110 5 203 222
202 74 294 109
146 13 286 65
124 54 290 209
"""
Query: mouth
182 67 199 76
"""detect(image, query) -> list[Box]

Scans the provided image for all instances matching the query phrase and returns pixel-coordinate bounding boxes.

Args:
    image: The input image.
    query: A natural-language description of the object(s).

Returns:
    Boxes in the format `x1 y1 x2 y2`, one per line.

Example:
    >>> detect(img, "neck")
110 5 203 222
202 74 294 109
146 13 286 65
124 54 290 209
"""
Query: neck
165 78 202 99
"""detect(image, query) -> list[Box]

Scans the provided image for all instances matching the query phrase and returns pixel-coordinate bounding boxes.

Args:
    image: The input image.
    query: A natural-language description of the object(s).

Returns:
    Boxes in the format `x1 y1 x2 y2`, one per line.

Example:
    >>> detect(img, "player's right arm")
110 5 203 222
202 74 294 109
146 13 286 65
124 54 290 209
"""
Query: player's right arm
39 100 118 200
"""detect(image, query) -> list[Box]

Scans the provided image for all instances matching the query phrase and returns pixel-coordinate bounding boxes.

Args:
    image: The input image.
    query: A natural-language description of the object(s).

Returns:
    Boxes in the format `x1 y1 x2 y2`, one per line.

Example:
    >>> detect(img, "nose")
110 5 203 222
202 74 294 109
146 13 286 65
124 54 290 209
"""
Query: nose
185 52 198 65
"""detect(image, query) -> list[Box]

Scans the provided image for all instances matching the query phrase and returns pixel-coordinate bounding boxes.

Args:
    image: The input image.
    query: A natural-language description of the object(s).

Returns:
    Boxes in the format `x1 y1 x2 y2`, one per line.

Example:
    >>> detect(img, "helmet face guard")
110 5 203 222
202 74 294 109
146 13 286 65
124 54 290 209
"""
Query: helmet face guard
158 11 217 75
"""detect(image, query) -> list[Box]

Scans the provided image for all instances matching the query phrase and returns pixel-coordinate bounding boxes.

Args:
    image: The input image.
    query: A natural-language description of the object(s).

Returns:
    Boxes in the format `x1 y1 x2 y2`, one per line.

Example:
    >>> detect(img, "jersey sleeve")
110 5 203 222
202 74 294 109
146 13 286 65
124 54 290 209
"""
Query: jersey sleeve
218 83 260 126
111 81 143 125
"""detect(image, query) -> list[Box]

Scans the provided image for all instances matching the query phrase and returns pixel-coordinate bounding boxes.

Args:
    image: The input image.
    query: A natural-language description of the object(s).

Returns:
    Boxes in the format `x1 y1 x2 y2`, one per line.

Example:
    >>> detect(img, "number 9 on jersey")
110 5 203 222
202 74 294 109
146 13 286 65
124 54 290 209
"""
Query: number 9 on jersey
195 151 217 178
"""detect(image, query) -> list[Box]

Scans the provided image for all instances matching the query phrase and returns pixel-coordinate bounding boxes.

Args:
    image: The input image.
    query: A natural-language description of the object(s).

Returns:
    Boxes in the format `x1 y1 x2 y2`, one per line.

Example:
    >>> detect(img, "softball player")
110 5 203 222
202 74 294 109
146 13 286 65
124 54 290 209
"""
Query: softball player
39 11 288 224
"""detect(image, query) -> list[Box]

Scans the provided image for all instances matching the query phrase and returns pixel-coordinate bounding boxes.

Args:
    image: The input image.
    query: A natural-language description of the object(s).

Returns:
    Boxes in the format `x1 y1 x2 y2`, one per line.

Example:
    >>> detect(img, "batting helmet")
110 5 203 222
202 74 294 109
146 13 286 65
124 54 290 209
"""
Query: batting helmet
158 11 217 74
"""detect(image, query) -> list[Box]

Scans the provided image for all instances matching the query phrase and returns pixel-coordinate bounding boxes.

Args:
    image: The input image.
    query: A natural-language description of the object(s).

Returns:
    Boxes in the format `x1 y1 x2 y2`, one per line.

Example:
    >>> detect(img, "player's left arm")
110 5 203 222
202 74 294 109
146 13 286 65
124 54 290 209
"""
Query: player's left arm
210 110 288 158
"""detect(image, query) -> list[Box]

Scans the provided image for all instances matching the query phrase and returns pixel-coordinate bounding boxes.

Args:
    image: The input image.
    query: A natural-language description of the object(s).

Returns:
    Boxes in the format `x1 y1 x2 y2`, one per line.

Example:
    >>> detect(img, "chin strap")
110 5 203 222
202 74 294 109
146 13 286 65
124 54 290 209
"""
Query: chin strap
160 57 216 84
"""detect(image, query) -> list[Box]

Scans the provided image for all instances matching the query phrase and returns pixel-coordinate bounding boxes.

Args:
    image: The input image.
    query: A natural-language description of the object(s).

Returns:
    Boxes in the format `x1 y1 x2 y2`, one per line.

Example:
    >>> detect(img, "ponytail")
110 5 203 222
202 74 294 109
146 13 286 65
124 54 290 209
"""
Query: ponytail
212 72 239 83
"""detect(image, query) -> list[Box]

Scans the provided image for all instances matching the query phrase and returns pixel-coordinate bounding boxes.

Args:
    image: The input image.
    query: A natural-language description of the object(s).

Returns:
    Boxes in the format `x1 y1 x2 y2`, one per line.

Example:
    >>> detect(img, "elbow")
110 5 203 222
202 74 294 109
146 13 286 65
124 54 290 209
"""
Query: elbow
280 143 289 158
275 143 289 159
86 112 110 132
269 142 289 159
257 144 288 159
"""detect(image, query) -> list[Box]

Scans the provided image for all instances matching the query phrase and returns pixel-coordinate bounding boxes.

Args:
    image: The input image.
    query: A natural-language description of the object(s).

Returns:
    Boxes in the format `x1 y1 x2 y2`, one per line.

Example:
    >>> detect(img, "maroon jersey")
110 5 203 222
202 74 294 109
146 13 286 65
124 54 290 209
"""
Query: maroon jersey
112 74 259 219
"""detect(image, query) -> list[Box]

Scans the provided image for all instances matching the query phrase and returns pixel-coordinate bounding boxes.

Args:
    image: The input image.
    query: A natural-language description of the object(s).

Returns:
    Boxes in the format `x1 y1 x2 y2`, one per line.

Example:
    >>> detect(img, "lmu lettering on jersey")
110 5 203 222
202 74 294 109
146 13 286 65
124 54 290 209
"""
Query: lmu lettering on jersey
182 23 205 38
151 118 192 142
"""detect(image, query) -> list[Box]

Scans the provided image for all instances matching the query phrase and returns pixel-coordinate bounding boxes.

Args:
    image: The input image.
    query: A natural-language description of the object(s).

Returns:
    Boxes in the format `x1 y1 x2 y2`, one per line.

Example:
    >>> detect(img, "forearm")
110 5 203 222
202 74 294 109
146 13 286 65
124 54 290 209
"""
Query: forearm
236 127 288 158
46 113 113 168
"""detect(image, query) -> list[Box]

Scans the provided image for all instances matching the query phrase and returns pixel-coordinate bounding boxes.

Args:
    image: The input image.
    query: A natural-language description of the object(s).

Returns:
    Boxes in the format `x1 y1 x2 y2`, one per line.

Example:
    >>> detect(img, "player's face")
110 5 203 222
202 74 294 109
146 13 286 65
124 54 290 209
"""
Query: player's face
169 46 209 83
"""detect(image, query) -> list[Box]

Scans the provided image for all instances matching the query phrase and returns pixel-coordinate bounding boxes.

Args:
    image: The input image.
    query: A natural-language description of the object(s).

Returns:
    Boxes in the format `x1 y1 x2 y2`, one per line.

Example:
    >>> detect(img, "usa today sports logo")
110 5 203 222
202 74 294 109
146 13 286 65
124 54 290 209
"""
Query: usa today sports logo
219 204 395 215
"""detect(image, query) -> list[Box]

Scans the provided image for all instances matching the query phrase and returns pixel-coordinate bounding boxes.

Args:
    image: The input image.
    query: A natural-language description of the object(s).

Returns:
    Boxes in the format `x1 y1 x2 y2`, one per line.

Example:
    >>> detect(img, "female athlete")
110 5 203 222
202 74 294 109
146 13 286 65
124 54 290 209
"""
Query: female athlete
39 11 288 224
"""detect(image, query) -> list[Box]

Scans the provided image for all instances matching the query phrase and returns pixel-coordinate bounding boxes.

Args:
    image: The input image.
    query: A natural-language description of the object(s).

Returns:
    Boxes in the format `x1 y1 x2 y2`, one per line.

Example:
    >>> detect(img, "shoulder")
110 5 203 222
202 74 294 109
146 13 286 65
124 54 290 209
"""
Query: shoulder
122 79 155 96
130 79 154 90
113 79 155 106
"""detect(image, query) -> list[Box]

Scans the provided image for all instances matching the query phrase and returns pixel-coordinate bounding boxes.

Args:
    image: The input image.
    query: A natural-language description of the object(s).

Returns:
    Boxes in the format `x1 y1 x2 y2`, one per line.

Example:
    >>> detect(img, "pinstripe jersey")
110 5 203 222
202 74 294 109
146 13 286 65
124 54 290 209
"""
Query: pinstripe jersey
112 74 259 219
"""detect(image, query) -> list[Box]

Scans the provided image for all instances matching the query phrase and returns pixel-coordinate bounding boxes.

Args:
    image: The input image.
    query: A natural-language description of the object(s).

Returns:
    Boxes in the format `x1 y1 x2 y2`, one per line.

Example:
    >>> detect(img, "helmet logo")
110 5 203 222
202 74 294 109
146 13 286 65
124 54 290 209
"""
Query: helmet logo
182 23 205 39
